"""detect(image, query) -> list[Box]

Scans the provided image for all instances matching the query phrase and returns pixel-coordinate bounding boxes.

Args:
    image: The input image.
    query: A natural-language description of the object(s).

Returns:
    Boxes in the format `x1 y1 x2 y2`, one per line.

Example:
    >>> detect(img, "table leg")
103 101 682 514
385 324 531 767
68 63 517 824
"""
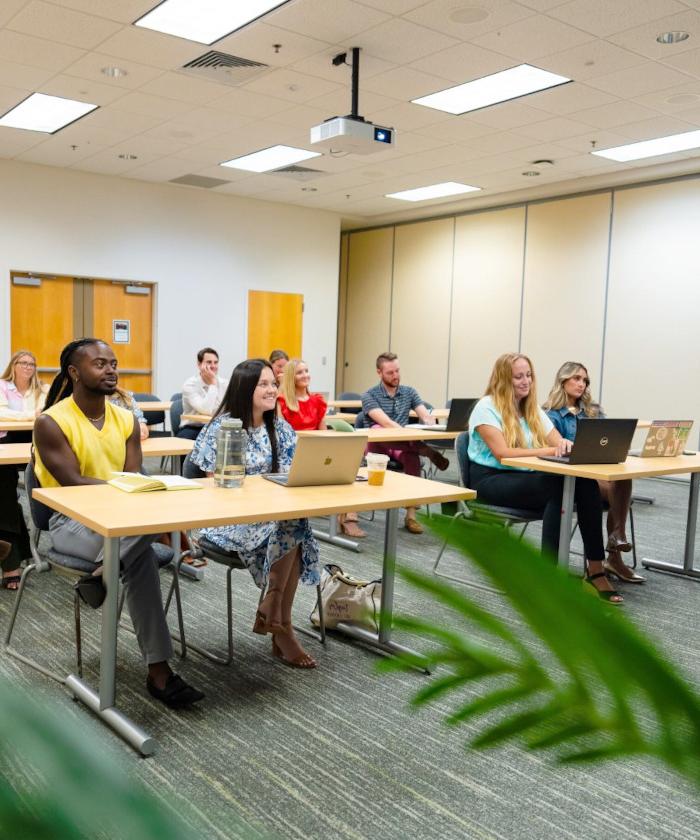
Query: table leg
558 476 576 568
642 472 700 580
312 514 362 552
334 507 430 671
65 536 157 756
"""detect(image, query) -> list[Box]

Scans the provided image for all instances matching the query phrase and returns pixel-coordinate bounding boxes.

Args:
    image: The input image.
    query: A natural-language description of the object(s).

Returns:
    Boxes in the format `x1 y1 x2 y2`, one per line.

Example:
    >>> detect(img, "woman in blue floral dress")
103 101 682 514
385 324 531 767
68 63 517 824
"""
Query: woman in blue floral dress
191 358 320 668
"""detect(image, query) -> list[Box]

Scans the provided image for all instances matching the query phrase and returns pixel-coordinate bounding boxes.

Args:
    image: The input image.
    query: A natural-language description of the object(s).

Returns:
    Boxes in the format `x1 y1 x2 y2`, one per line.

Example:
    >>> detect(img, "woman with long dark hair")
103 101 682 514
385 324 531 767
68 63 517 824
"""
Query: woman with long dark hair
190 358 320 668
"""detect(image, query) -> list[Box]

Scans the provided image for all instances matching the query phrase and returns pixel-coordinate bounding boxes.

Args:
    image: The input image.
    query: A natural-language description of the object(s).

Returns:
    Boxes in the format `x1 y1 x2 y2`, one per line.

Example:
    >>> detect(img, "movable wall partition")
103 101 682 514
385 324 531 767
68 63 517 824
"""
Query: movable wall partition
338 175 700 436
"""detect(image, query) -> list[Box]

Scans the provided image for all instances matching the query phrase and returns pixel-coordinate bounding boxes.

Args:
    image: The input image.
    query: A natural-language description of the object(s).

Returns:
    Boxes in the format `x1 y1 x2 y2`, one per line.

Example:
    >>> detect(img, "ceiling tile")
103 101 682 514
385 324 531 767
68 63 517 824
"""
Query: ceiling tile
241 68 343 102
39 73 132 106
352 18 459 64
585 61 692 98
607 10 700 59
0 125 45 157
0 58 56 91
473 14 595 60
448 101 550 130
405 0 535 39
262 102 330 129
409 42 514 84
106 90 193 120
667 104 700 126
516 115 597 140
0 0 26 28
291 49 395 84
267 0 390 42
354 0 430 12
6 1 122 49
575 100 662 129
46 1 155 24
97 26 203 70
15 137 109 166
125 158 196 183
548 0 685 37
369 101 451 130
362 66 460 100
211 88 296 119
215 22 330 68
537 39 647 81
632 79 700 113
662 47 700 79
517 0 571 9
139 71 234 105
307 88 400 117
70 146 164 176
62 52 165 90
0 29 85 72
524 82 616 115
556 129 638 153
615 113 698 140
411 115 496 141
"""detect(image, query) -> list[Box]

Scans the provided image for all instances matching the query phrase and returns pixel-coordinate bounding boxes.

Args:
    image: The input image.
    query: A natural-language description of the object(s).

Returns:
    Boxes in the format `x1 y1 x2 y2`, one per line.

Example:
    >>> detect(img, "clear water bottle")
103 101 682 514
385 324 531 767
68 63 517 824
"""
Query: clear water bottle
214 418 247 488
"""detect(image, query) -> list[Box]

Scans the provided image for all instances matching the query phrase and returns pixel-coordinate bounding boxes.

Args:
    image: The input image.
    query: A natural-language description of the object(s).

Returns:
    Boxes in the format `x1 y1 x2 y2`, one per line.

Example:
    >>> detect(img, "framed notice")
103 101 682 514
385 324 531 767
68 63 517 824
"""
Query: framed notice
113 319 130 344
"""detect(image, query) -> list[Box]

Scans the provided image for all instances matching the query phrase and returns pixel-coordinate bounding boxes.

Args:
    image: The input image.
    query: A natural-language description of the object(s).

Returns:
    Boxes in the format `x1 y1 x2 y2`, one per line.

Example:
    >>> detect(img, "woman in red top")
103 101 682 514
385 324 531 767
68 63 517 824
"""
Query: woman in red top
278 360 366 538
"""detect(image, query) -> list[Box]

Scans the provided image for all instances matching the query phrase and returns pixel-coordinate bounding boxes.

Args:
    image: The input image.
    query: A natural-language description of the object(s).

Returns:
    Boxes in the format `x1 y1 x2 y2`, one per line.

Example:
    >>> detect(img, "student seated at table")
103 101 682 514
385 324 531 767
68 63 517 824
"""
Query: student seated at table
109 387 149 440
0 349 48 590
278 359 365 538
543 361 644 584
178 347 225 440
269 349 289 385
469 353 622 603
190 358 320 668
33 338 205 707
361 351 448 535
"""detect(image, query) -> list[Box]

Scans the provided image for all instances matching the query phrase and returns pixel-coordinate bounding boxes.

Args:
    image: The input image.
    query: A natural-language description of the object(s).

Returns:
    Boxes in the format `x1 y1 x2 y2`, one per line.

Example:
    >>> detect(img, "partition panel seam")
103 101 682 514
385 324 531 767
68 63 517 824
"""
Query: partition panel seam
445 216 456 405
518 204 528 353
388 226 396 350
598 190 615 406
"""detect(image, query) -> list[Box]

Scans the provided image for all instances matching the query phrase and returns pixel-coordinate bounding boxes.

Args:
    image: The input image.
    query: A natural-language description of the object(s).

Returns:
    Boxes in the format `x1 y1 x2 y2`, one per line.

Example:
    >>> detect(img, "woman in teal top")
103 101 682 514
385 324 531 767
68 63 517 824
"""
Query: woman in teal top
468 353 622 603
543 361 643 584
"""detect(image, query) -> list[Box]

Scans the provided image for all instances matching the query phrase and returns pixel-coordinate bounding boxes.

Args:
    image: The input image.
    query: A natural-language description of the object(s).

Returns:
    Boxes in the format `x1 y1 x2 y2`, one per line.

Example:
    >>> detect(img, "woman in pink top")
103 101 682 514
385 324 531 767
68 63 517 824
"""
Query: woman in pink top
278 360 366 538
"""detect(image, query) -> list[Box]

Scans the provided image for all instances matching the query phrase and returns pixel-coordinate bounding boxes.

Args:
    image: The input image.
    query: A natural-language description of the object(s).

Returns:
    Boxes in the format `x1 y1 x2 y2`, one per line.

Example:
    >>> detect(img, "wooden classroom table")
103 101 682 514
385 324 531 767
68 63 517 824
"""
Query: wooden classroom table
501 453 700 576
298 427 460 444
0 436 193 466
134 401 172 412
0 418 35 432
180 413 210 425
32 471 474 755
327 400 450 420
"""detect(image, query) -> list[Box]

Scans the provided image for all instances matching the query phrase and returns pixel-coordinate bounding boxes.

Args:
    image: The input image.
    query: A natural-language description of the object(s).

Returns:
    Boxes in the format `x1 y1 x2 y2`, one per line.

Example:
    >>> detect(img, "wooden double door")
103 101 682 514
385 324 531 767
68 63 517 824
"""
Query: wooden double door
10 273 154 394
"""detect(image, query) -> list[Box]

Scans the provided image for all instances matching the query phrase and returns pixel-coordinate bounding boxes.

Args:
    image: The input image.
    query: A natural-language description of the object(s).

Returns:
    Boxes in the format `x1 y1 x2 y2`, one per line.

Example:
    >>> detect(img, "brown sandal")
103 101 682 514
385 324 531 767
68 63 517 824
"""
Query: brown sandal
340 519 366 538
272 636 317 669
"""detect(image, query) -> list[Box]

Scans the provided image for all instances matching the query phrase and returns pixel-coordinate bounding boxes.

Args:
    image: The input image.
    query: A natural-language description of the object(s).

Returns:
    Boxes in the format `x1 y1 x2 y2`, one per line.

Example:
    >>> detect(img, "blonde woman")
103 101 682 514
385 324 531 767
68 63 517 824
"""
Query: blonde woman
544 362 643 584
278 359 365 538
0 349 48 429
468 353 622 603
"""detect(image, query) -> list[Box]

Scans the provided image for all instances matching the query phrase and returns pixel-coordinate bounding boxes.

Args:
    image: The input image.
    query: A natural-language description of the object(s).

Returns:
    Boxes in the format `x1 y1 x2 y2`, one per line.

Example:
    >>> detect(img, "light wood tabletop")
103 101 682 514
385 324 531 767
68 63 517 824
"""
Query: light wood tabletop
299 427 459 443
135 401 172 412
0 418 35 432
327 400 450 420
180 413 210 425
0 436 193 466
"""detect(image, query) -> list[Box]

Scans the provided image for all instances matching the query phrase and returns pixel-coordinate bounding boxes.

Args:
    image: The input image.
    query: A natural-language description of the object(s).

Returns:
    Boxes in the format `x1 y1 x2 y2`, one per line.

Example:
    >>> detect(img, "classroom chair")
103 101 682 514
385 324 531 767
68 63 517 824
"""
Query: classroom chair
134 392 168 437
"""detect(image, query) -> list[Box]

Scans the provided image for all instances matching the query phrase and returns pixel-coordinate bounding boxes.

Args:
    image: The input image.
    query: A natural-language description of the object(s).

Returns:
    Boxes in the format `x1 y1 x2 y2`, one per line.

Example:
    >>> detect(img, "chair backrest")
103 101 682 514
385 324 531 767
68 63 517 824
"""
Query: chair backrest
182 452 206 479
133 392 164 426
455 431 470 488
326 417 355 433
354 411 366 430
338 391 362 415
169 391 182 401
170 397 184 436
23 460 53 531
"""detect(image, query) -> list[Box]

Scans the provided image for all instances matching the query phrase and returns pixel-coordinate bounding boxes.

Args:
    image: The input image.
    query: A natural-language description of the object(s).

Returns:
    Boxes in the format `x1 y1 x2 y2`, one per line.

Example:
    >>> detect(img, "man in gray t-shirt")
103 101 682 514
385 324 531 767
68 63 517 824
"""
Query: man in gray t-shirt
361 352 449 534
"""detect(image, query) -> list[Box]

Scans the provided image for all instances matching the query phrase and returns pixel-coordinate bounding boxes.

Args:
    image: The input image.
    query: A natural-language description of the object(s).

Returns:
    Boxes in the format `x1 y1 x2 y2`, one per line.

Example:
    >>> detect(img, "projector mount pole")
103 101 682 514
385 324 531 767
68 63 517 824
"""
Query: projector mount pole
333 47 362 121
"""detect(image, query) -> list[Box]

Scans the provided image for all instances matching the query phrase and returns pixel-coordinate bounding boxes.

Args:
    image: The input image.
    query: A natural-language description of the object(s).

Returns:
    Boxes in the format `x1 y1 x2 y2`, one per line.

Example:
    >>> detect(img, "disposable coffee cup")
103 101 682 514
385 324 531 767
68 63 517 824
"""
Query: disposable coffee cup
366 453 390 486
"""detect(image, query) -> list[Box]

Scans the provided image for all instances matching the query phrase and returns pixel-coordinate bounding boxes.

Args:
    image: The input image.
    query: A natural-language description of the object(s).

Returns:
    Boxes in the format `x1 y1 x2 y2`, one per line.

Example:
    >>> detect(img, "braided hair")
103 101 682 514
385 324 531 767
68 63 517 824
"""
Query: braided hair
44 338 102 411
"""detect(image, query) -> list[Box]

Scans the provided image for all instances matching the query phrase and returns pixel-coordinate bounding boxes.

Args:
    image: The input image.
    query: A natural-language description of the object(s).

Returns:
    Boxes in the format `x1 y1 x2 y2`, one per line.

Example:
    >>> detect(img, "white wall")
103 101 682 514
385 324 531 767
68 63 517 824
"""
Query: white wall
0 159 341 400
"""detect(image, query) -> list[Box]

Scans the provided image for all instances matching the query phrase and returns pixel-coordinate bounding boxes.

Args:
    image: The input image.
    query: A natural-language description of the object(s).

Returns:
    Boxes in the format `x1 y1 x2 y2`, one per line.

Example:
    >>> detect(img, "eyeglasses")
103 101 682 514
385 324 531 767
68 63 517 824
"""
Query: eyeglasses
15 361 36 368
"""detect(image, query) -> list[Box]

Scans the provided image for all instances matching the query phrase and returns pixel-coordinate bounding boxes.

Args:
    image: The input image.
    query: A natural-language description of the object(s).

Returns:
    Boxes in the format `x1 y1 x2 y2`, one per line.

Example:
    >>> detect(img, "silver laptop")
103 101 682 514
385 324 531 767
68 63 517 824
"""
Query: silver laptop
412 398 478 432
629 420 693 458
264 434 368 487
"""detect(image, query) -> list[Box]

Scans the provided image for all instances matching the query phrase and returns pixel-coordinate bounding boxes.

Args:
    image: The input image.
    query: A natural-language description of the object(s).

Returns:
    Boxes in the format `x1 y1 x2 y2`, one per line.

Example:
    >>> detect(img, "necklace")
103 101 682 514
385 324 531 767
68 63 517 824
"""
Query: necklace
87 412 105 423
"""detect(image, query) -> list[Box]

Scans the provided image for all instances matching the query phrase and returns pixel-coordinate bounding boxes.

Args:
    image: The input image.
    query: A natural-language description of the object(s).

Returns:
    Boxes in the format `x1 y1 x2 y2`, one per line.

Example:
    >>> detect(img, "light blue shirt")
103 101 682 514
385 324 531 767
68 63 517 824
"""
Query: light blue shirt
468 396 554 470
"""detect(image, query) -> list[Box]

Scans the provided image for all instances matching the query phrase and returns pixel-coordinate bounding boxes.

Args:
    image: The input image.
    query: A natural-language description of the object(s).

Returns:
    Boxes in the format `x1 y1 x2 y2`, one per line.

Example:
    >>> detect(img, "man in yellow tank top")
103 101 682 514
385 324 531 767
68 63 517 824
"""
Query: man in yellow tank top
34 338 204 709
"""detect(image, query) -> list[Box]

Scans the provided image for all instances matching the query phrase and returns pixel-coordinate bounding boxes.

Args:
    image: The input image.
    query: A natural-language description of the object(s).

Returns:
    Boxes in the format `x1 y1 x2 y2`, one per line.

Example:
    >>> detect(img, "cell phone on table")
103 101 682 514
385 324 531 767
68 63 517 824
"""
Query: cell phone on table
355 475 368 482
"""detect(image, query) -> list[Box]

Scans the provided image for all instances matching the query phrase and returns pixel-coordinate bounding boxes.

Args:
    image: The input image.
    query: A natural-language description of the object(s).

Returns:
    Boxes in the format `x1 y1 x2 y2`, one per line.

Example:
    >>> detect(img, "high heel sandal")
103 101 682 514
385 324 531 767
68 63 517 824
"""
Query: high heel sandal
606 535 632 553
604 555 646 584
252 586 286 635
585 572 624 605
271 635 317 669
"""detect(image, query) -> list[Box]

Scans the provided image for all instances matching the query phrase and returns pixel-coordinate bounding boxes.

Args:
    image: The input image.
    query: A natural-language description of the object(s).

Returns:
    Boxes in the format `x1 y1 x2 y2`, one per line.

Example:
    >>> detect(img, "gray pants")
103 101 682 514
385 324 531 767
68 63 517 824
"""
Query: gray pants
49 513 173 665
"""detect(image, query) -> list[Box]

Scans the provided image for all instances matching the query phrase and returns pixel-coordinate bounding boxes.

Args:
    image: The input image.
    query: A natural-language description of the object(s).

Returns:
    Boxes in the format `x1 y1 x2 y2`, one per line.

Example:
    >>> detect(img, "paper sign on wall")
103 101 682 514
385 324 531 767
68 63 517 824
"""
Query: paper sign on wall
113 319 130 344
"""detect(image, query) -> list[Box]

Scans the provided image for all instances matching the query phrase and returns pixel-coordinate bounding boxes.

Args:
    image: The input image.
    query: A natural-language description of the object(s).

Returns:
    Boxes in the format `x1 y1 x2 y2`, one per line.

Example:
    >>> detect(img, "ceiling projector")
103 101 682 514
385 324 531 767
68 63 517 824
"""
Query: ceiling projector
310 115 394 154
310 47 395 156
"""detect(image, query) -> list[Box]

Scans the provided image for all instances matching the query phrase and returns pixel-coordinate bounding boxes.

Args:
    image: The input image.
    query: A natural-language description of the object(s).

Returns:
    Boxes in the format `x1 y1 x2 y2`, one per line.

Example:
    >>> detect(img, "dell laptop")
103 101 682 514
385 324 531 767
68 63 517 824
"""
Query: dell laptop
629 420 693 458
412 398 478 432
264 434 368 487
539 418 637 465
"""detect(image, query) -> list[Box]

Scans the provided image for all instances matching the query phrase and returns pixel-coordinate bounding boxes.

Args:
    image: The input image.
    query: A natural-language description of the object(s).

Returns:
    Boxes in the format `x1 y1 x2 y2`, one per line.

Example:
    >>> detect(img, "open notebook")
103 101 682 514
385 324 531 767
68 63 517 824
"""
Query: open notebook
108 472 202 493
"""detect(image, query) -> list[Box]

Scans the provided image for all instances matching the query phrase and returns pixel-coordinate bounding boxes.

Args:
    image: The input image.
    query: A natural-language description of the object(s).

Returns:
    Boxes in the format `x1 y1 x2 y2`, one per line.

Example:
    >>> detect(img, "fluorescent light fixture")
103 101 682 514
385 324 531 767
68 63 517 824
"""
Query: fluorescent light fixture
592 129 700 162
135 0 292 45
220 144 321 173
386 182 481 202
412 64 571 115
0 93 98 134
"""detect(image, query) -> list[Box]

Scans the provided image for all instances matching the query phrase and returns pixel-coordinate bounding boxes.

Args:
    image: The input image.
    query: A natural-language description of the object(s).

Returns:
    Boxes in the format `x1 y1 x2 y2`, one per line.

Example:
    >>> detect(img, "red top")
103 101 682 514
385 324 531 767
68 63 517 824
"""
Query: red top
278 393 327 431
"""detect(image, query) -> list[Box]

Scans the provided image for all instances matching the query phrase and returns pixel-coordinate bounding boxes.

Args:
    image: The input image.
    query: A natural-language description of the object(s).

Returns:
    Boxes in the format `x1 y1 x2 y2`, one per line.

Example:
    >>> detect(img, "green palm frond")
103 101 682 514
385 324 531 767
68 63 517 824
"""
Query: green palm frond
378 515 700 790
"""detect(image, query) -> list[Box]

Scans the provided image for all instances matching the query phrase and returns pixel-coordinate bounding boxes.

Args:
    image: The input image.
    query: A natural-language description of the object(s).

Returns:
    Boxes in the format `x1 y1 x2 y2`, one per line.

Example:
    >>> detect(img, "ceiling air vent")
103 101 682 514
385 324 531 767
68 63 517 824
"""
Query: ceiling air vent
180 51 269 86
271 165 326 182
169 174 230 189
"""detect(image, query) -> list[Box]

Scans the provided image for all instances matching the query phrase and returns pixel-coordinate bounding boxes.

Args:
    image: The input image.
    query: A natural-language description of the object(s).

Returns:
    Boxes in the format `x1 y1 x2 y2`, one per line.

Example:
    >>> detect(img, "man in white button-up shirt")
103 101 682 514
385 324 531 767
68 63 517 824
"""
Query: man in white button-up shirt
177 347 226 440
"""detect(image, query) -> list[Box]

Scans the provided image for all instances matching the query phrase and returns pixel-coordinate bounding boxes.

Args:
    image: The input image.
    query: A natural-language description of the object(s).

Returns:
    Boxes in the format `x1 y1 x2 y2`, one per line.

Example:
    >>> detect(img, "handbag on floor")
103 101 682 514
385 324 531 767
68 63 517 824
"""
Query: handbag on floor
310 563 382 632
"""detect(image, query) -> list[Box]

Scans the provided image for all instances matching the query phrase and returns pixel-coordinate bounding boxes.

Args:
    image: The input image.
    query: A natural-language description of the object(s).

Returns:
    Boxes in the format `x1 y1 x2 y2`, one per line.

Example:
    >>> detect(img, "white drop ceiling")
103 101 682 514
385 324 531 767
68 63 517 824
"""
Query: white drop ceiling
2 0 700 228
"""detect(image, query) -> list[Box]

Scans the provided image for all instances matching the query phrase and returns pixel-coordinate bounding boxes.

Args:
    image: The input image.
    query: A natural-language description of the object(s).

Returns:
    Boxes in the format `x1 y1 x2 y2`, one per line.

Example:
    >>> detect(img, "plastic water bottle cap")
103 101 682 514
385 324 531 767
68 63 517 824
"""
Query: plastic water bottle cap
221 418 243 430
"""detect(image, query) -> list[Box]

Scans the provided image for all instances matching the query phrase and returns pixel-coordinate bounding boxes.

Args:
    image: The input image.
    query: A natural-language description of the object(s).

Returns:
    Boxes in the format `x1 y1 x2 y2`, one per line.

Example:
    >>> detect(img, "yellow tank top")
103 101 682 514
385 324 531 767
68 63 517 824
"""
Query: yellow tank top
34 396 135 488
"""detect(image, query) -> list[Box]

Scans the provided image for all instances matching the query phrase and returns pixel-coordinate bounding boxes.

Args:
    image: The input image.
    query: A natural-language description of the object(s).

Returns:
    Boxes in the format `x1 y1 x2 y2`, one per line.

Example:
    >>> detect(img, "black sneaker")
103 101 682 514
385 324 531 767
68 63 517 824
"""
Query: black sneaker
147 674 205 708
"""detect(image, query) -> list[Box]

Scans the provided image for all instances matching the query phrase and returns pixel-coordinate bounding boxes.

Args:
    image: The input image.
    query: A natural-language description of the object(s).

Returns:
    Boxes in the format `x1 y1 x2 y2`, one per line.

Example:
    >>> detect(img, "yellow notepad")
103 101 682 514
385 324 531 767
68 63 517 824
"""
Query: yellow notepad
108 472 202 493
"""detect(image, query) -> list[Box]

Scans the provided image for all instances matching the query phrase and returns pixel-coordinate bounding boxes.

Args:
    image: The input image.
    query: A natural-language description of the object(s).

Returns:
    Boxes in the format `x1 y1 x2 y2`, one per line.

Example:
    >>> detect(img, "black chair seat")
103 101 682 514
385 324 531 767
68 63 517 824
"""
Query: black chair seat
468 501 542 522
198 537 245 567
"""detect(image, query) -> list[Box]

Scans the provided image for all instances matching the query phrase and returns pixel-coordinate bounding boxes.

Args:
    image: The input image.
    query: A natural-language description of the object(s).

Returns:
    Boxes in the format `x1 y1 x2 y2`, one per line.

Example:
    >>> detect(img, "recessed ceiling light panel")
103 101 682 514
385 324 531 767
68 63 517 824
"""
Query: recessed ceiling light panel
220 144 322 172
386 181 481 202
656 31 690 45
135 0 292 45
0 92 98 134
592 129 700 162
412 64 571 115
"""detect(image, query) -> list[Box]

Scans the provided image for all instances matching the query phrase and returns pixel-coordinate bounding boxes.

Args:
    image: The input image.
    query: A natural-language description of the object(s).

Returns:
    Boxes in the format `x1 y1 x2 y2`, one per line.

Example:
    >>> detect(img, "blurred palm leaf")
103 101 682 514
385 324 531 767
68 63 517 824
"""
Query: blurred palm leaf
378 515 700 791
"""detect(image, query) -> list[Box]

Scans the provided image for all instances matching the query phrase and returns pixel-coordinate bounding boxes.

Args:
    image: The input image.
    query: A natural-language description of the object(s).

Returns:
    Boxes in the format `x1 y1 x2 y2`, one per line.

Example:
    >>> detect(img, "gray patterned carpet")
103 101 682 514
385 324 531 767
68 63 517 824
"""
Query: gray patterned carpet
2 462 700 839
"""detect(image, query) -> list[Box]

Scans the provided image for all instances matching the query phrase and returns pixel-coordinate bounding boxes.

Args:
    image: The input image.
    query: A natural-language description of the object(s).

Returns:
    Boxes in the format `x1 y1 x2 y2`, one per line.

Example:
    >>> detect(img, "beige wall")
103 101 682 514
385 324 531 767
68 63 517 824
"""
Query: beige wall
338 175 700 439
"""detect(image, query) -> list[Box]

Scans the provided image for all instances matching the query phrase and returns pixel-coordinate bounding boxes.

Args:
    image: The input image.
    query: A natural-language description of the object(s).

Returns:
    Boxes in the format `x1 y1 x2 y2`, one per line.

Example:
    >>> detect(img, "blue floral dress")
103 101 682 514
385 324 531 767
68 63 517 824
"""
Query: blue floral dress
190 414 320 589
